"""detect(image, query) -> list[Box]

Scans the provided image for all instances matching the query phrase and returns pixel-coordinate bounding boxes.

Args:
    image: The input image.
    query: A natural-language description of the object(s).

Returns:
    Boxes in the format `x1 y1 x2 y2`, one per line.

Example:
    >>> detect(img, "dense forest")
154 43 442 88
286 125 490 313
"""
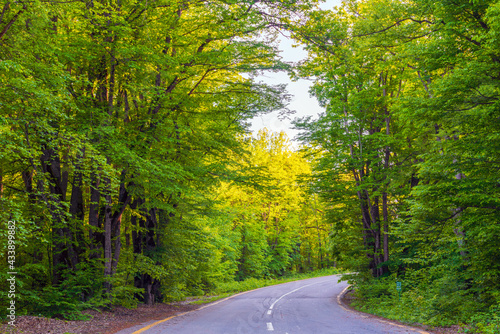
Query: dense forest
1 0 499 332
293 0 500 331
0 0 330 320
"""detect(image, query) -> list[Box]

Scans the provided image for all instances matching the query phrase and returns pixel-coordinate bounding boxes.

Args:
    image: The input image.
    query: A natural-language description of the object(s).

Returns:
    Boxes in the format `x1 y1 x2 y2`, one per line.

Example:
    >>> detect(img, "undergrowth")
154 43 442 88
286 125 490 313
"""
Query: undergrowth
348 274 500 334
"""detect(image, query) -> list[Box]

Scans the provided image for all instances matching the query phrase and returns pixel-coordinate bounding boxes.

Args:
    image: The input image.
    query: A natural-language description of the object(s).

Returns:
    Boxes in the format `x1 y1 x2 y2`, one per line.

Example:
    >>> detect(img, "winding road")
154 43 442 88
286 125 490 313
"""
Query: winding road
116 275 427 334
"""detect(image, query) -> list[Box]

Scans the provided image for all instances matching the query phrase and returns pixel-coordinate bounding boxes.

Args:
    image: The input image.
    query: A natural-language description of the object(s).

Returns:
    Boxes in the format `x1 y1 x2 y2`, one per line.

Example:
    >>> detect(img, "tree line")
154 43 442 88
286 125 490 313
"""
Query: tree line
0 0 329 319
292 0 500 329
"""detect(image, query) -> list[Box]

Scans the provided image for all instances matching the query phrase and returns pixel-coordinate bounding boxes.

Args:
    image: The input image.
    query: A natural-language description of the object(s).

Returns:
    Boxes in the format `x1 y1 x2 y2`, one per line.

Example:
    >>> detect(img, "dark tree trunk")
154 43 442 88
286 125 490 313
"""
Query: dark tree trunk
371 196 384 277
69 171 84 268
22 170 36 202
382 89 391 276
103 179 113 293
145 208 157 251
134 273 162 305
111 179 131 275
382 191 389 275
410 174 419 188
61 151 69 201
360 195 376 275
131 199 143 255
41 146 76 285
133 205 162 305
69 173 84 220
88 171 101 259
357 187 385 277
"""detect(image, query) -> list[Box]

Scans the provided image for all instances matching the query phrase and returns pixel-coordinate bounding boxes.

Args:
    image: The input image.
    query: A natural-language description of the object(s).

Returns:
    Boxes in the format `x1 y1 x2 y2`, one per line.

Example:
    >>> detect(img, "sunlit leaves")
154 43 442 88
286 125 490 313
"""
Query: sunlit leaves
293 0 500 325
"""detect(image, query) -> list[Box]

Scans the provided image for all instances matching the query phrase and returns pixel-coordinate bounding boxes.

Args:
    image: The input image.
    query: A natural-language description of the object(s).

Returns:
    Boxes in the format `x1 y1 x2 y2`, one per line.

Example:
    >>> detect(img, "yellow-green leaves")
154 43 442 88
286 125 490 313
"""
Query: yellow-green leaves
293 0 500 327
215 130 329 277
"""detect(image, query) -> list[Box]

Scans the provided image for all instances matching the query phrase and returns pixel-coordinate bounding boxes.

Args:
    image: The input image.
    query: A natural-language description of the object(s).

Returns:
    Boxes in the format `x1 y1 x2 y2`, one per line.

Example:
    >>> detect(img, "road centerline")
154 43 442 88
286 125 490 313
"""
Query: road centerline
268 279 329 311
120 275 425 334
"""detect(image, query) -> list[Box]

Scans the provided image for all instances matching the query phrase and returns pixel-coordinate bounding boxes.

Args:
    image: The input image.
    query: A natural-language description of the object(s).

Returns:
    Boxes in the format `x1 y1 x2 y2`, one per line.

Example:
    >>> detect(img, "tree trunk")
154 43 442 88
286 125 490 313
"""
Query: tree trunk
88 171 101 258
133 206 162 305
131 199 143 254
382 191 389 271
382 77 391 275
111 179 131 275
103 179 113 293
69 170 84 268
41 146 76 285
370 196 382 277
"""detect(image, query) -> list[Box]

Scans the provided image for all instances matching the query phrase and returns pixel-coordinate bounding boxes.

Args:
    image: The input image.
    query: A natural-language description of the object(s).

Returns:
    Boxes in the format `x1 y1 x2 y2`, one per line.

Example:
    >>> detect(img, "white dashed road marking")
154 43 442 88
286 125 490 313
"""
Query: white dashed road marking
265 279 330 332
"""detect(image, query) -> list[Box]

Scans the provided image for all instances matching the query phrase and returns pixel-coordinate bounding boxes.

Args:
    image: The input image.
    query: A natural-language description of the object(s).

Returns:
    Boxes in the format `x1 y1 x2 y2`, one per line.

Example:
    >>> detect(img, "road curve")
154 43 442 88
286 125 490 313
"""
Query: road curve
117 275 426 334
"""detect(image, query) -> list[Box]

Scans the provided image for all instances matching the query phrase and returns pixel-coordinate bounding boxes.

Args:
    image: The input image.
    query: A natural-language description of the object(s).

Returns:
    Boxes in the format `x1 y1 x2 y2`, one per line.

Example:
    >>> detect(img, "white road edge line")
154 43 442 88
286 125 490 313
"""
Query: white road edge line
269 280 327 311
266 322 274 331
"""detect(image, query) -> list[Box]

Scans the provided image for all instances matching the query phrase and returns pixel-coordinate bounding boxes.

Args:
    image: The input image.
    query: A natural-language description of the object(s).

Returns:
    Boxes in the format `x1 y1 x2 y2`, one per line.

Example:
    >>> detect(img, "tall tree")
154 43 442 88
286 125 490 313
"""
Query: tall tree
292 0 500 325
0 0 306 314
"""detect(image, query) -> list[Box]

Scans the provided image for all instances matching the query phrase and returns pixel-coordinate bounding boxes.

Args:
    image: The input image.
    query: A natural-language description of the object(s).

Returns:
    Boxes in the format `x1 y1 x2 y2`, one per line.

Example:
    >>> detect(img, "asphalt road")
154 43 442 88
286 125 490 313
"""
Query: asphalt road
118 275 425 334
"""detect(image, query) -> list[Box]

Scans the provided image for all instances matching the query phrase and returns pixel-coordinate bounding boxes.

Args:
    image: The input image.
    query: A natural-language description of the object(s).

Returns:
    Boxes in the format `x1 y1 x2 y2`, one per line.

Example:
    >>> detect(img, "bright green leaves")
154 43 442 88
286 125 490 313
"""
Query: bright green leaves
0 0 312 316
215 130 330 278
292 0 500 327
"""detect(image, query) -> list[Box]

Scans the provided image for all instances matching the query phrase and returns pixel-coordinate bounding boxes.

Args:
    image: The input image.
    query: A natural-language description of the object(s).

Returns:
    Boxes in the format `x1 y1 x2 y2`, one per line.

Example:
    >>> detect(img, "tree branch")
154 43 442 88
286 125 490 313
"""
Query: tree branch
0 4 26 41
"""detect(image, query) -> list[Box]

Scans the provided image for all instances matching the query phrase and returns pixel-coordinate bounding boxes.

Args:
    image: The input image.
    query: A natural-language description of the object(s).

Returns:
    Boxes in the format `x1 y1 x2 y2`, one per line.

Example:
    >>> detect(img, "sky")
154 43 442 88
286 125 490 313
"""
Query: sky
249 0 342 145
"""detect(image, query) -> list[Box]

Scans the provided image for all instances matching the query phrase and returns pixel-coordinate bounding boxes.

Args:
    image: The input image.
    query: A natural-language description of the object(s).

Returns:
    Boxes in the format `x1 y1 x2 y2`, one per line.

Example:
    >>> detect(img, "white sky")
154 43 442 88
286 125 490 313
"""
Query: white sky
249 0 342 144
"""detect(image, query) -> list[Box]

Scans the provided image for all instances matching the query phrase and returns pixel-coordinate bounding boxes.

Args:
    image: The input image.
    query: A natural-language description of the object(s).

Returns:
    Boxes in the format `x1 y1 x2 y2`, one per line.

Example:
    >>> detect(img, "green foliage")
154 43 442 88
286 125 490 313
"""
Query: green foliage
293 0 500 329
1 0 328 320
350 272 500 332
216 130 333 281
18 263 102 319
7 0 499 330
467 305 500 334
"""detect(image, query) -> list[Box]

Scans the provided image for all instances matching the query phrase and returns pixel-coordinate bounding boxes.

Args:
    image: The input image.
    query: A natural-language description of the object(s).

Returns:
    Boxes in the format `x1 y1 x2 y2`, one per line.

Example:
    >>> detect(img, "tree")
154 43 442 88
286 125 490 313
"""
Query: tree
0 0 304 315
216 130 330 279
292 0 500 326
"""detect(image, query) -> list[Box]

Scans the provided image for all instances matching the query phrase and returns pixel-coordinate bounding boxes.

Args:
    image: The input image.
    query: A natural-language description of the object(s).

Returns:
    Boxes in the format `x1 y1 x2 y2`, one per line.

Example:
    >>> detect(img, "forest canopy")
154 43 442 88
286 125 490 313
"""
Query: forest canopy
292 0 500 330
0 0 330 319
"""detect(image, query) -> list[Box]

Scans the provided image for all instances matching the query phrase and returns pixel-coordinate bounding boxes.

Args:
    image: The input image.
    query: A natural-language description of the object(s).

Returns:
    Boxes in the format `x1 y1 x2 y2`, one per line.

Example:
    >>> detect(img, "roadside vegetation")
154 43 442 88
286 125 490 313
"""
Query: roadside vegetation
348 276 500 334
292 0 500 332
